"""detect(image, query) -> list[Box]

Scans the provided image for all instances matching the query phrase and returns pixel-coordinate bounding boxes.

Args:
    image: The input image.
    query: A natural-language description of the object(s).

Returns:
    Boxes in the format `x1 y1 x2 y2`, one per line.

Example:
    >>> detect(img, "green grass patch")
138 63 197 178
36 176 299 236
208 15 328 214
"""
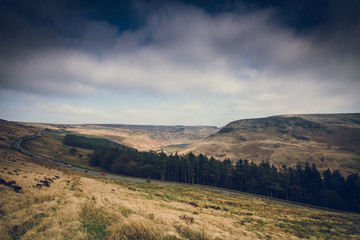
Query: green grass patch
79 200 108 240
160 144 188 153
275 218 355 239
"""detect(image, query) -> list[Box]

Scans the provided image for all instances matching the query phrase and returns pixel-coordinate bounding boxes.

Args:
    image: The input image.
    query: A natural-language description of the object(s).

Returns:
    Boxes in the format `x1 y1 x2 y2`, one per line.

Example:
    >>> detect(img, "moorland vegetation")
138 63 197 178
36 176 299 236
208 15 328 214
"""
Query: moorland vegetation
63 134 360 212
1 119 360 239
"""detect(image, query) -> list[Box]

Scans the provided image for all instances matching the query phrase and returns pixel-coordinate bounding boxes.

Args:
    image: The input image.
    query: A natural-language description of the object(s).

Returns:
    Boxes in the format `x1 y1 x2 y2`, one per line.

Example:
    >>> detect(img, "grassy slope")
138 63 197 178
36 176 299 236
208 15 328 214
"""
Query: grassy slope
1 149 360 240
22 131 97 170
0 119 35 148
0 121 360 239
182 114 360 176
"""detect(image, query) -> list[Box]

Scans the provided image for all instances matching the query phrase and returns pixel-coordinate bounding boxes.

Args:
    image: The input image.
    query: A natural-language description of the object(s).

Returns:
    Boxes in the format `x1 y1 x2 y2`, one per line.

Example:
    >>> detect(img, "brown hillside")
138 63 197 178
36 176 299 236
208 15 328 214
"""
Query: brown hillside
20 123 218 152
1 118 360 240
0 119 35 148
182 114 360 176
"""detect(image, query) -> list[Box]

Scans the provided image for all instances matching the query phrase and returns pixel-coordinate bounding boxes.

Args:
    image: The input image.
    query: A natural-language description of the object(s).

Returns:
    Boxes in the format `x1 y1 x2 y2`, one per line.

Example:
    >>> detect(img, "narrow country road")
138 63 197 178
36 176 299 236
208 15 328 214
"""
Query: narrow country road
13 132 349 214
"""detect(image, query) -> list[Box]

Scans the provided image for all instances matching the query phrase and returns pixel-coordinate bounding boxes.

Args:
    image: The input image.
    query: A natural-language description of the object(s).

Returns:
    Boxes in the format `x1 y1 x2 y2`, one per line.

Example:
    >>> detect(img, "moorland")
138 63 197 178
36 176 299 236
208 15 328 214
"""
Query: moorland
1 116 360 239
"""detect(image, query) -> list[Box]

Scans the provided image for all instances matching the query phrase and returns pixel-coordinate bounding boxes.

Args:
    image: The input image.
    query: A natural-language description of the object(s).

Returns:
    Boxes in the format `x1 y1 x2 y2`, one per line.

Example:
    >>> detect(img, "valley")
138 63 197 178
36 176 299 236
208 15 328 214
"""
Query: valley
19 113 360 177
1 119 360 239
20 122 218 152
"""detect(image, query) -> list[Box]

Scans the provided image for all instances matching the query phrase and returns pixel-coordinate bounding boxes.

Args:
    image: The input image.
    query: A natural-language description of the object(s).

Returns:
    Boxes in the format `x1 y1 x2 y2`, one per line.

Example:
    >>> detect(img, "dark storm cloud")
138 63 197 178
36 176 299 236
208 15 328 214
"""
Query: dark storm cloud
0 0 359 114
315 0 360 65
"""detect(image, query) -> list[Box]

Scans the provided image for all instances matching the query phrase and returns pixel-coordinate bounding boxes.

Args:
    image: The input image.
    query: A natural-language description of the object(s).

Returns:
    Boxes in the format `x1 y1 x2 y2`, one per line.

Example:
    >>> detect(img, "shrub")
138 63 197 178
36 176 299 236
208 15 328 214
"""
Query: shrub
120 206 132 218
179 214 195 224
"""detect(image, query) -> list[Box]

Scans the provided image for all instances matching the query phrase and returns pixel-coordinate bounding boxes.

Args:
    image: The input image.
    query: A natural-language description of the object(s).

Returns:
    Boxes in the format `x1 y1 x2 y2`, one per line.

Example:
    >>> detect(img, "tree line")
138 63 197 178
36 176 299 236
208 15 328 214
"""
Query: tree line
63 134 360 212
63 134 133 151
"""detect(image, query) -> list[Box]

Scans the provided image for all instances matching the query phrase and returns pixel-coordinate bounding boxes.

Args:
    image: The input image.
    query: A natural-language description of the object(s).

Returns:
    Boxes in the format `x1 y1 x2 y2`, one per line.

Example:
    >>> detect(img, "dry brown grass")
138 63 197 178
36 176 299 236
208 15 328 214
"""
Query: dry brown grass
0 151 85 239
1 146 360 239
0 120 34 148
109 217 163 240
1 120 360 240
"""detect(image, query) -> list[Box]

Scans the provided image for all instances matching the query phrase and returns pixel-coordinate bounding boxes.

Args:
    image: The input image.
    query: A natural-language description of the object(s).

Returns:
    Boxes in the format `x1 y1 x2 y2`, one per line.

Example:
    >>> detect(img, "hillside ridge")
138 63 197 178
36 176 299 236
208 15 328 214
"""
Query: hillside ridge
182 113 360 176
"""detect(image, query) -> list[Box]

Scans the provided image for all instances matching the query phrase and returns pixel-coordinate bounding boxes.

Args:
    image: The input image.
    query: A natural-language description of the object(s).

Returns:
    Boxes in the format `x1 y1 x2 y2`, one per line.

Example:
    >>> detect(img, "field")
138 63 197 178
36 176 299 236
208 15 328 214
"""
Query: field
0 120 360 239
1 149 360 239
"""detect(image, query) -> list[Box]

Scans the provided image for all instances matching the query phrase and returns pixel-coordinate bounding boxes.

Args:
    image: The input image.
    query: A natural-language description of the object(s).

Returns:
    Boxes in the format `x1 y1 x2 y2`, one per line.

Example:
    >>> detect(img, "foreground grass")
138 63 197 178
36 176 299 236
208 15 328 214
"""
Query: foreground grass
1 147 360 240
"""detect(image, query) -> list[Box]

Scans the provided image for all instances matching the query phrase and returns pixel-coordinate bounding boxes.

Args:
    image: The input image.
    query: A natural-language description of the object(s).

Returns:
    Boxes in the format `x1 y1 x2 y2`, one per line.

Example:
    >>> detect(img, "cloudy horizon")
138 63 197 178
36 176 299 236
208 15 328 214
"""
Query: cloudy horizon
1 0 359 126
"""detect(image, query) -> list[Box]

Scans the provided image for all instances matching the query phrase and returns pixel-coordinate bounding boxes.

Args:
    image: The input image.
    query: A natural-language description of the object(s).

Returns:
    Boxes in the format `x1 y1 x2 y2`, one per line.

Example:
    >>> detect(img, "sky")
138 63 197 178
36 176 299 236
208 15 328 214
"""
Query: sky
0 0 359 126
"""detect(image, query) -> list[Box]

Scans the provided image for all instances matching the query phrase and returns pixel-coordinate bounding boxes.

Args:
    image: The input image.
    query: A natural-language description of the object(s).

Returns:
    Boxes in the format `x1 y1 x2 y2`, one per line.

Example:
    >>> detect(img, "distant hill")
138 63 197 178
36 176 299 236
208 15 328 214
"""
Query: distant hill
20 122 219 152
182 113 360 175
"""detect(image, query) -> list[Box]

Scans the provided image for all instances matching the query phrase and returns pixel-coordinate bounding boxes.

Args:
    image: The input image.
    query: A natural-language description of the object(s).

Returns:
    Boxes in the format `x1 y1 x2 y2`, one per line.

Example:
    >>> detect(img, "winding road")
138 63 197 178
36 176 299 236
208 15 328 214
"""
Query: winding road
12 132 152 183
13 132 350 213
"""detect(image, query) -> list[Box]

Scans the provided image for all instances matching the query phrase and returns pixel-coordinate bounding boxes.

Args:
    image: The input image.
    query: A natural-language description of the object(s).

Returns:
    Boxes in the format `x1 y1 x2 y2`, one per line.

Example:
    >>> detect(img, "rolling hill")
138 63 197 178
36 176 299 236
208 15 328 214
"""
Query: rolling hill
1 117 360 239
20 122 219 152
182 113 360 176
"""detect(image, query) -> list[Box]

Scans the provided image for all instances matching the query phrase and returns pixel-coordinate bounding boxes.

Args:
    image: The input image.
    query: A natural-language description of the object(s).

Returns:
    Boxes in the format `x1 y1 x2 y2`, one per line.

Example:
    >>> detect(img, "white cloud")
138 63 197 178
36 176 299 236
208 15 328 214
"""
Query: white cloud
179 103 203 111
36 103 95 115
